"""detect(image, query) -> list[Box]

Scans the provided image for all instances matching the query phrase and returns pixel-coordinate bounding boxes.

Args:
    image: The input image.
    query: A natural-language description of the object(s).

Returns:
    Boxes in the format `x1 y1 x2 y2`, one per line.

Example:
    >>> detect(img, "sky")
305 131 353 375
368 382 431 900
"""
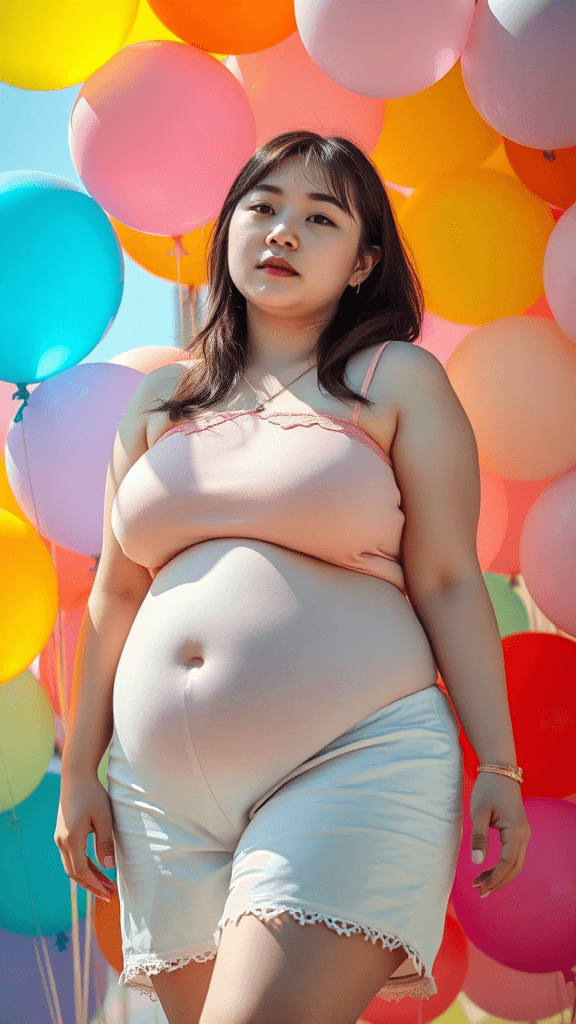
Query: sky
1 78 182 366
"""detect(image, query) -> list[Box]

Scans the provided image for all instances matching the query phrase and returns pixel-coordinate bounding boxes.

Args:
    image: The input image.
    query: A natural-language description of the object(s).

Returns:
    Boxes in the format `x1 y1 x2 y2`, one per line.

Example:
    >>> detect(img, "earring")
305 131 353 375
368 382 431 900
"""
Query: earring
356 282 361 294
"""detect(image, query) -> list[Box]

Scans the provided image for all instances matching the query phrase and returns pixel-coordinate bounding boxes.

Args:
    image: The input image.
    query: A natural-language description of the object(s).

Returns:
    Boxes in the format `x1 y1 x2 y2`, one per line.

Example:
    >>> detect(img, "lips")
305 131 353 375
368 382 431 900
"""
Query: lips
258 259 298 274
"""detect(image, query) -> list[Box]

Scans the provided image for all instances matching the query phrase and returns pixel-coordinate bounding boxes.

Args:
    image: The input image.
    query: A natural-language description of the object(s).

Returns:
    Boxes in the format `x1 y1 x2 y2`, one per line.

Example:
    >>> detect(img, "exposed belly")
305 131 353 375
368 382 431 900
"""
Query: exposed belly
112 539 438 836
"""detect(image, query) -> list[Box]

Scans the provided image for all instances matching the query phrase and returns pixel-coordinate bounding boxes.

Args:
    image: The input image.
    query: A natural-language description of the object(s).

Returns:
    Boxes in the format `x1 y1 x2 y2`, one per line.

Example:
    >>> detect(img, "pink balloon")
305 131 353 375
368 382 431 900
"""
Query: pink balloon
543 200 576 342
451 797 576 985
519 467 576 636
461 932 574 1022
294 0 476 99
69 41 256 236
4 363 144 555
226 31 384 155
462 0 576 148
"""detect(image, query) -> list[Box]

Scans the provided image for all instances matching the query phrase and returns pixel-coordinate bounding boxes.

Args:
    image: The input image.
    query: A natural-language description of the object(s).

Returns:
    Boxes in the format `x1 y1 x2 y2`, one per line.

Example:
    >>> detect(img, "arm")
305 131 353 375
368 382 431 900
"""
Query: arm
61 588 144 777
388 343 518 766
408 576 517 766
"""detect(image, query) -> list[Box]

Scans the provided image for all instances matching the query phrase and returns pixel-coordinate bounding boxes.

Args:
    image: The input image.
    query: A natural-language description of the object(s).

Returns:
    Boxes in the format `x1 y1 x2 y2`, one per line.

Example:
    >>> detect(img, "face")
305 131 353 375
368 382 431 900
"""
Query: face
227 156 378 326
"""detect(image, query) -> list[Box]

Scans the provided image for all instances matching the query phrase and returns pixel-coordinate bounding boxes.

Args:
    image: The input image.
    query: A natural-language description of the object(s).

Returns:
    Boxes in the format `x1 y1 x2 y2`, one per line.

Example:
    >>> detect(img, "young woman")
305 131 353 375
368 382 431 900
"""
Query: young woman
58 130 528 1024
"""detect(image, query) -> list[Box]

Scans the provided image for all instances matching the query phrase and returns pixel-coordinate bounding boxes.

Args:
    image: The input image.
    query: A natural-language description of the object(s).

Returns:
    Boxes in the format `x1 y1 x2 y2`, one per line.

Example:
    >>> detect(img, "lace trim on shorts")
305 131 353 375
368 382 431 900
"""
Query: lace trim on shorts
119 944 217 1002
213 903 438 1003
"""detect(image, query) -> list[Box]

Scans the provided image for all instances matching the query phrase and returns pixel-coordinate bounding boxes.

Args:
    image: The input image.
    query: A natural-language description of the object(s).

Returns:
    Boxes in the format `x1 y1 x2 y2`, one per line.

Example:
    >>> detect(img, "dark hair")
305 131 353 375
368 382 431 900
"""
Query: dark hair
146 130 424 422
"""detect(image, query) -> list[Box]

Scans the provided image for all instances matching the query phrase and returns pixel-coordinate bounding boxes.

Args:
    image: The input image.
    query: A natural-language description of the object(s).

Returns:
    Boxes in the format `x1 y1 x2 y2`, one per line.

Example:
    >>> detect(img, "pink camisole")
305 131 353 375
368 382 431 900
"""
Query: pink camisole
111 339 406 591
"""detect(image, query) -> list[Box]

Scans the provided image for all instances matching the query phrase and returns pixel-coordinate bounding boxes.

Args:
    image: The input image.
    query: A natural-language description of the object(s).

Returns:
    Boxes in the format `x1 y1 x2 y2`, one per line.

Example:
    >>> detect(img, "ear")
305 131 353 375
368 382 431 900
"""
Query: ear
356 246 381 282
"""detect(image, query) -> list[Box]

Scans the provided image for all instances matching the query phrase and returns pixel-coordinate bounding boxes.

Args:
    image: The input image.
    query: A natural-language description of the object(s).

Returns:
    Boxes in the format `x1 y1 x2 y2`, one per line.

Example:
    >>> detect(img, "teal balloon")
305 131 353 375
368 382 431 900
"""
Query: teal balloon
0 171 123 386
483 572 531 637
0 772 116 936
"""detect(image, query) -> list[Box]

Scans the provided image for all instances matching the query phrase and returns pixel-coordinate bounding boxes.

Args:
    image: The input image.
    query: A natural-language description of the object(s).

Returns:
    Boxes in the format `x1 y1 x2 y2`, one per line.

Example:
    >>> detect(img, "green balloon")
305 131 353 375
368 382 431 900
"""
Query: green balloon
483 572 530 637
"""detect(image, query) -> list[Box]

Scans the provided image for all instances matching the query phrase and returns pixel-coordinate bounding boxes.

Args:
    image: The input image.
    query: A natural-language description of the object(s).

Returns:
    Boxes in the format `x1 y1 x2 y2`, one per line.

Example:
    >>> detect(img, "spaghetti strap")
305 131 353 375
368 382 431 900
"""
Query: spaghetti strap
351 340 393 424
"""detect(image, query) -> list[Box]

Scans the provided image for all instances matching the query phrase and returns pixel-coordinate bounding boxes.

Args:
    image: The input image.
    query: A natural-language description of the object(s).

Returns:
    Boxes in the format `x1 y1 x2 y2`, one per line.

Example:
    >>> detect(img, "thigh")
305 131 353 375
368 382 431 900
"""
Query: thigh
199 910 410 1024
150 956 217 1024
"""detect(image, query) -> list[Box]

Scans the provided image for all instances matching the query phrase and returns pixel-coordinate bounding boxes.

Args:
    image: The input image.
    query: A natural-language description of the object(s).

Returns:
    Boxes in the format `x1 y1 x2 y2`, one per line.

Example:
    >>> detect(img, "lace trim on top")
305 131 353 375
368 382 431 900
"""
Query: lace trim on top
156 408 392 467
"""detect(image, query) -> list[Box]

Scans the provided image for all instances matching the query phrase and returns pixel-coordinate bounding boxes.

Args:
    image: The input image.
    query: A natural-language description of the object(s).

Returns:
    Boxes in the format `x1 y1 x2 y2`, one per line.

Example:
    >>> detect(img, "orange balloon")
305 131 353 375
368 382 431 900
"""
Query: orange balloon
445 316 576 480
503 140 576 212
93 885 124 977
110 216 215 287
148 0 296 55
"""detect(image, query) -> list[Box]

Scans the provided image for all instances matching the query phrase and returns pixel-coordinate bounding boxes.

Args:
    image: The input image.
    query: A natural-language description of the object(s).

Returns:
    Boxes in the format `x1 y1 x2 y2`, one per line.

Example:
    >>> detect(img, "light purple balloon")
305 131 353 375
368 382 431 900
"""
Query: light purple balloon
543 198 576 342
461 0 576 148
294 0 476 99
0 924 111 1024
5 363 144 555
451 797 576 985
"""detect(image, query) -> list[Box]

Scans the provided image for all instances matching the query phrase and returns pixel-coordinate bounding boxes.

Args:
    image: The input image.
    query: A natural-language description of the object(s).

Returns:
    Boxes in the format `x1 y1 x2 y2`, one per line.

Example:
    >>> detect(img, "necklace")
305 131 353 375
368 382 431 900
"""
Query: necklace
241 363 317 413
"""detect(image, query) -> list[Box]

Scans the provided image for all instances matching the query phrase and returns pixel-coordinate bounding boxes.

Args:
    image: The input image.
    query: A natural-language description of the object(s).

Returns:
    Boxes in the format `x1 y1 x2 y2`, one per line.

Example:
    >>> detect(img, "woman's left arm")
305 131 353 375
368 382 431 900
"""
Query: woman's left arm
388 343 531 896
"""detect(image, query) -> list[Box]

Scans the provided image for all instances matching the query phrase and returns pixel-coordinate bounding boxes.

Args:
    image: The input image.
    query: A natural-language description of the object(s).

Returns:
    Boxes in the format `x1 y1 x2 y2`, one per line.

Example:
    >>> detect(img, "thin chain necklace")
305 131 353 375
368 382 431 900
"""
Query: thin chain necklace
241 363 317 413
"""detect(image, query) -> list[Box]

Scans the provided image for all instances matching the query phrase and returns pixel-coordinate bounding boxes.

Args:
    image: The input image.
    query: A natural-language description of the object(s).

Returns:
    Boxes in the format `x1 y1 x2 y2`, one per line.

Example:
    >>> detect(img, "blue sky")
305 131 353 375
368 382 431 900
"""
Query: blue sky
1 79 181 365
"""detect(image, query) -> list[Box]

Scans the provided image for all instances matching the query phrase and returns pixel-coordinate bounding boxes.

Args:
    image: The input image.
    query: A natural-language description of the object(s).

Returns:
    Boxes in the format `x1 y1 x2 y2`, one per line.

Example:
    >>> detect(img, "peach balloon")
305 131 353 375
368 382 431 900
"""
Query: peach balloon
461 932 575 1021
445 316 576 480
226 32 384 156
109 345 188 374
488 473 563 576
476 469 508 571
520 467 576 636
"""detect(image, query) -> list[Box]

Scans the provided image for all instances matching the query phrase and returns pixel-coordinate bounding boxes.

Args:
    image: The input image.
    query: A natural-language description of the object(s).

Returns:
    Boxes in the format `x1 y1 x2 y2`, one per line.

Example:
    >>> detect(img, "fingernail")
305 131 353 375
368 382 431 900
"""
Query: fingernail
480 890 492 898
472 850 484 864
104 856 114 869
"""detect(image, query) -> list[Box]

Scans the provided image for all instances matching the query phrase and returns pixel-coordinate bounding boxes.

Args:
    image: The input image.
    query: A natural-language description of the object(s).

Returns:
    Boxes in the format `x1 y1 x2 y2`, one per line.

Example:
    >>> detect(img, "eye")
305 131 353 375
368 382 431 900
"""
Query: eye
249 204 334 226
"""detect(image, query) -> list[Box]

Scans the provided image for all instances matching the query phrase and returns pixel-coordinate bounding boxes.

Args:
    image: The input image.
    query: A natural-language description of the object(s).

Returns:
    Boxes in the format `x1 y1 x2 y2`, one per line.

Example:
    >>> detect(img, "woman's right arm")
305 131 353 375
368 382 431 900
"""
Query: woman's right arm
60 364 171 780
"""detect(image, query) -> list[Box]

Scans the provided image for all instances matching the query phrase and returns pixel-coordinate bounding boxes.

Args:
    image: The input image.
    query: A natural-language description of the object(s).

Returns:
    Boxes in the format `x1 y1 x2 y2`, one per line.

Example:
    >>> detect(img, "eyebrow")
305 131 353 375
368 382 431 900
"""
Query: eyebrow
250 182 349 215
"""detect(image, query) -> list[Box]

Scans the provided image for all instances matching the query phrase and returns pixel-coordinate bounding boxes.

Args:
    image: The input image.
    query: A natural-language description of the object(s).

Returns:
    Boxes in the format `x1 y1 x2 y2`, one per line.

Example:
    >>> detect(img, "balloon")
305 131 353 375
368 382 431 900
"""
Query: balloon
109 215 215 287
370 60 501 190
0 773 116 936
360 915 469 1023
0 172 124 386
451 798 576 985
69 41 256 237
109 344 189 373
487 473 564 576
5 363 144 556
418 309 477 367
459 633 576 798
461 0 576 149
445 317 576 480
503 140 576 212
488 0 562 35
38 599 86 723
0 0 138 90
294 0 476 99
520 468 576 636
398 170 555 325
476 471 508 572
482 572 530 638
460 931 575 1022
148 0 296 55
0 510 59 685
0 669 54 812
543 199 576 341
39 537 95 612
226 32 384 156
0 923 111 1024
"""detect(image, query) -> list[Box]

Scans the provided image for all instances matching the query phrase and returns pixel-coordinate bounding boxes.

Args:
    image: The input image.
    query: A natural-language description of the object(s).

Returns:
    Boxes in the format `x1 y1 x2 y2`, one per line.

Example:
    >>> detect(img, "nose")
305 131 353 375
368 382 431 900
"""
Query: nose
266 222 298 249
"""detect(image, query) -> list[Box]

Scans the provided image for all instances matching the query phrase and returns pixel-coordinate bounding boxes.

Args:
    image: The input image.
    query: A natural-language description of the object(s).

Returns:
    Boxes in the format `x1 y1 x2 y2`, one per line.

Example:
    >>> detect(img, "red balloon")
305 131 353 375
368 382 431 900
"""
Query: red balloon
359 915 469 1023
455 633 576 798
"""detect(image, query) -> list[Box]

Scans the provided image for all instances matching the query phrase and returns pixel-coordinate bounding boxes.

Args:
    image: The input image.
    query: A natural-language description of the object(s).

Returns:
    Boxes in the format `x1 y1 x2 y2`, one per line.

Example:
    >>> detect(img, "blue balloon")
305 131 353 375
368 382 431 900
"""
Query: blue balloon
0 772 116 936
0 171 124 388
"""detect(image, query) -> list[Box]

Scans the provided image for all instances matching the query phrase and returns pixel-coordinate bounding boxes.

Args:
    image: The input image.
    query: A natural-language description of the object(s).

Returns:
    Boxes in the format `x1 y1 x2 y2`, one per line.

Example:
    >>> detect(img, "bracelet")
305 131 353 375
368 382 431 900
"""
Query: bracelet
477 763 523 784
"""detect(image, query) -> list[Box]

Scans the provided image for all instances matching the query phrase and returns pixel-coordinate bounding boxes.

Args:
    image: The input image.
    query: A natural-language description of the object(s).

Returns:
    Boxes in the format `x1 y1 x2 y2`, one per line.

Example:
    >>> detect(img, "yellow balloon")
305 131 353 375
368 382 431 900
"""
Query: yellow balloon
0 510 59 685
398 169 555 325
0 668 55 812
371 61 502 190
0 454 34 529
0 0 139 90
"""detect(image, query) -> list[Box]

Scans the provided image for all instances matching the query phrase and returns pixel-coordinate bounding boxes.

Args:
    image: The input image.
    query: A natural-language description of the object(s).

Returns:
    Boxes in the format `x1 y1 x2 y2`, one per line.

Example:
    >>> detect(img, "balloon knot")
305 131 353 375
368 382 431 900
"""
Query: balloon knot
11 383 31 423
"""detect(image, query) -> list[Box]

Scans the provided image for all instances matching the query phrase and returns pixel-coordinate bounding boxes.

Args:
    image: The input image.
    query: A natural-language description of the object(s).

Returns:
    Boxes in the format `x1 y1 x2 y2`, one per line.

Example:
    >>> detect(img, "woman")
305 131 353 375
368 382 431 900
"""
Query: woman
59 130 529 1024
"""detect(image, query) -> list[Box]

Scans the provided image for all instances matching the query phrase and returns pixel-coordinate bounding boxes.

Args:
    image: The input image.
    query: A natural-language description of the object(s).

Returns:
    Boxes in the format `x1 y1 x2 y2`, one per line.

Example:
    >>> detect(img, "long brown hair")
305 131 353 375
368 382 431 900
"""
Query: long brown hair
145 130 424 422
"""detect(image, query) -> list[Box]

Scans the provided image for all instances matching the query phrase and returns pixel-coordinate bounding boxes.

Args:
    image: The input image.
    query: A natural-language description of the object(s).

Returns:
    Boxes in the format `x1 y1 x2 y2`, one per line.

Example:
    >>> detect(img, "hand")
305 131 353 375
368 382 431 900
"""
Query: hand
470 771 531 897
